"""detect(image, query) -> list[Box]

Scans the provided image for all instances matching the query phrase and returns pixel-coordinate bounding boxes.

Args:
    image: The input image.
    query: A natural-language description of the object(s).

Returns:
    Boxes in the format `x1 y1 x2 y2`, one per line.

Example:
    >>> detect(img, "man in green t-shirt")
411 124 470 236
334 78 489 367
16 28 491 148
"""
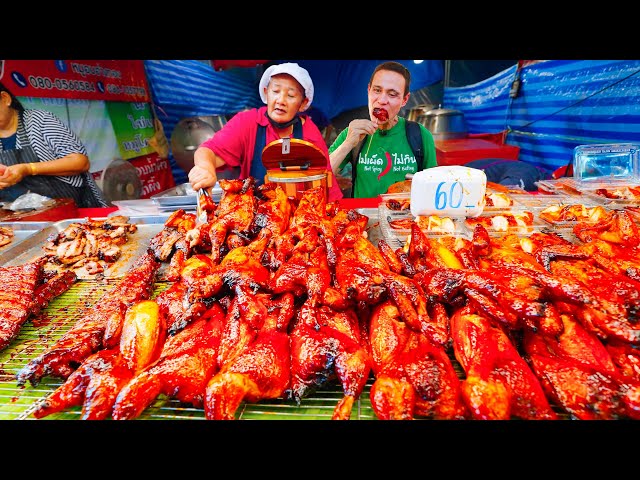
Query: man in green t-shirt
328 61 438 198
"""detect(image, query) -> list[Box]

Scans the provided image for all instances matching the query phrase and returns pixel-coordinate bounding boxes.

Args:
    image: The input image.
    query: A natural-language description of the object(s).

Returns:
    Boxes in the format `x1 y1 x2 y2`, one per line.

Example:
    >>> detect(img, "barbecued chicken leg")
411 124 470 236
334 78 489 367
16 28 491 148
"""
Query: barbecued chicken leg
451 307 557 420
204 292 295 420
289 300 371 420
111 302 226 419
368 301 467 420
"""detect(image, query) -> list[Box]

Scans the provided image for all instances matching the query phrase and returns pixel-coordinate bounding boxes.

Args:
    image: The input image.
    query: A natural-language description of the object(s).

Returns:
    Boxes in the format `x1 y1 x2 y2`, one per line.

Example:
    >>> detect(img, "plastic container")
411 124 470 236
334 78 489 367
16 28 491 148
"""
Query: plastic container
573 143 639 182
536 202 615 228
378 204 467 248
463 210 544 237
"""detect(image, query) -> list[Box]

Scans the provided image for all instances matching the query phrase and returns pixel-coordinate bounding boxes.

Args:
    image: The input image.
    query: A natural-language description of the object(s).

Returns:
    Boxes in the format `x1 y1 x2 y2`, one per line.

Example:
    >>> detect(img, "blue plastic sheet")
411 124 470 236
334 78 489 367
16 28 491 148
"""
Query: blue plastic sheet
444 59 640 174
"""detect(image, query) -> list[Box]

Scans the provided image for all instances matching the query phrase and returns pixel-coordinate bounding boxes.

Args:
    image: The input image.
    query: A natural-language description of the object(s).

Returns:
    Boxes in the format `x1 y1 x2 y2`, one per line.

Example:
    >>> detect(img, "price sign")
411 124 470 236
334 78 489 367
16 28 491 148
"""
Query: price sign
410 166 487 218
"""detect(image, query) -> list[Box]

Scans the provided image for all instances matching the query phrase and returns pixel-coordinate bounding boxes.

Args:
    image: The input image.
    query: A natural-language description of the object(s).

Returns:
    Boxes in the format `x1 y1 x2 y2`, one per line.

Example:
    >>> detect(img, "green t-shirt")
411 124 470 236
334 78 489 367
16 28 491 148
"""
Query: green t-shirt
329 117 437 198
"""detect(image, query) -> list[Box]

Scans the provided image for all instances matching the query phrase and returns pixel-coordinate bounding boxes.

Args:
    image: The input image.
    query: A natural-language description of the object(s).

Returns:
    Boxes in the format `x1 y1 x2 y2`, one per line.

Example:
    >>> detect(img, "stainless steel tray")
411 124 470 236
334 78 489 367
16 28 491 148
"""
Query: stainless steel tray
151 182 222 207
0 216 167 279
0 221 52 255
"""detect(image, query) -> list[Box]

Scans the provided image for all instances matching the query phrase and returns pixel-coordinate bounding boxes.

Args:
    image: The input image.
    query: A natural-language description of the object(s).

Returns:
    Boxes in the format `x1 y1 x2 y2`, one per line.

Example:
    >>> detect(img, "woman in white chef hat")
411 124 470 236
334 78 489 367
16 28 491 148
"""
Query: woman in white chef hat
189 62 343 201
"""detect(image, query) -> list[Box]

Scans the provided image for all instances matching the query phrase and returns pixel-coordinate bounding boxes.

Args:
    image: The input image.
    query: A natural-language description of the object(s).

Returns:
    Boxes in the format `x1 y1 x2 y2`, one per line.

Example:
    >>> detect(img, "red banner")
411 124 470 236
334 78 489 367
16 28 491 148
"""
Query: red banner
92 153 175 200
129 153 176 198
0 60 149 102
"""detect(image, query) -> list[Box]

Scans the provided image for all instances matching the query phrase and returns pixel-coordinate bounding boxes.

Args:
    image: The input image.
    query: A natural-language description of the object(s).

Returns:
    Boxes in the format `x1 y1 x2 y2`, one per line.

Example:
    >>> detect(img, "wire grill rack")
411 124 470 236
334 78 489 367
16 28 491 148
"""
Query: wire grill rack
0 277 573 421
0 281 381 421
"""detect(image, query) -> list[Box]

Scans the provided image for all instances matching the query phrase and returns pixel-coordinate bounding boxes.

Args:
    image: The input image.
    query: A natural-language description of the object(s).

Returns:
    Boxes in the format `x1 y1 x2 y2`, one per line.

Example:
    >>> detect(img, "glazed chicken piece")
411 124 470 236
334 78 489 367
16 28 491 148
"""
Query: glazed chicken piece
573 209 639 247
148 209 201 281
606 341 640 382
270 186 337 269
368 300 466 420
155 254 214 335
335 234 448 345
420 262 569 337
524 314 640 420
406 223 469 272
186 235 271 304
204 292 295 420
249 183 292 241
451 307 557 420
32 300 165 420
112 303 227 420
16 252 160 386
0 258 47 351
269 225 332 307
208 178 257 265
289 300 371 420
518 232 640 345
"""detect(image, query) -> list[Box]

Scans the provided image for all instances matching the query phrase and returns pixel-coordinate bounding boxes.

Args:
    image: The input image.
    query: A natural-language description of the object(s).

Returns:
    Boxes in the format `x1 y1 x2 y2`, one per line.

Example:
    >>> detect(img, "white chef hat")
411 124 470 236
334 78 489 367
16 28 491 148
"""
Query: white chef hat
259 62 314 109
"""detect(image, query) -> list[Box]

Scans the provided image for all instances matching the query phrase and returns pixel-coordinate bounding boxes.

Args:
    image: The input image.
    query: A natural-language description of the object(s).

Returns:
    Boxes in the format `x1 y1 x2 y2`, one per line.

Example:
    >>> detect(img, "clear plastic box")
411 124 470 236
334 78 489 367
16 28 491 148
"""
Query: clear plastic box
573 143 639 182
463 210 544 237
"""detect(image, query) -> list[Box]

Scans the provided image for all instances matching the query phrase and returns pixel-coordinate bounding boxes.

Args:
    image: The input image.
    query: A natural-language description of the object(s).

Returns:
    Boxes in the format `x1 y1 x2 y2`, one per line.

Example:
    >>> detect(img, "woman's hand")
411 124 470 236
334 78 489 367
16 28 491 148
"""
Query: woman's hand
189 164 218 191
0 164 30 189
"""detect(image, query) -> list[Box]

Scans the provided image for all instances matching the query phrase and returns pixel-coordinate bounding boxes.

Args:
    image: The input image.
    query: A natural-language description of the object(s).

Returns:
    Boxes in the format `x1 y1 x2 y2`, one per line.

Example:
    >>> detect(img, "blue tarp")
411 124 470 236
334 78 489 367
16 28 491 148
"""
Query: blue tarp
444 59 640 174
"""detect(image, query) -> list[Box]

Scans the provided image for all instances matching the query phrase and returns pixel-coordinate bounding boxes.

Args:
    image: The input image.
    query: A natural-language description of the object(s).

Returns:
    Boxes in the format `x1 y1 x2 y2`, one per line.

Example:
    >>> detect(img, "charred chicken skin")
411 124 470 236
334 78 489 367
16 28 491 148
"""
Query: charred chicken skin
368 301 467 420
289 300 371 420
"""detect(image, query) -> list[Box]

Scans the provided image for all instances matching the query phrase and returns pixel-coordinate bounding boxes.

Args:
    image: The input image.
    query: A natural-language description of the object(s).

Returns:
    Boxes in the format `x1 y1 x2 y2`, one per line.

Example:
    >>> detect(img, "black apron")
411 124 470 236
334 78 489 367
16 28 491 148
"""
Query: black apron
0 114 106 207
250 120 303 186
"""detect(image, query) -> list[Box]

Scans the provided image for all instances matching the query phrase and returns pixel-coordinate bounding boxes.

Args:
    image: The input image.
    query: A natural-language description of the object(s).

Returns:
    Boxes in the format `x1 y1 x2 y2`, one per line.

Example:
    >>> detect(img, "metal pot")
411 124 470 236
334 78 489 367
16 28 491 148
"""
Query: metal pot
417 107 468 140
170 117 216 173
407 104 434 122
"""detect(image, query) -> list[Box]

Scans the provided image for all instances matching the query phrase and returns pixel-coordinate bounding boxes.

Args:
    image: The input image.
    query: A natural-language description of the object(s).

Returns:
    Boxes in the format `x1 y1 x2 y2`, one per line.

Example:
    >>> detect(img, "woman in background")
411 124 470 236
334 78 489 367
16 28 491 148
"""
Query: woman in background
0 81 107 207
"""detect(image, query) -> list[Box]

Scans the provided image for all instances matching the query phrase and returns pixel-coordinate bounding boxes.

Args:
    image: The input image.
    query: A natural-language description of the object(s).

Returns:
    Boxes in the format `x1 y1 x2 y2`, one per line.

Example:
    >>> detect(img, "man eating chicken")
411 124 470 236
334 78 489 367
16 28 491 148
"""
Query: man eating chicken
328 61 438 198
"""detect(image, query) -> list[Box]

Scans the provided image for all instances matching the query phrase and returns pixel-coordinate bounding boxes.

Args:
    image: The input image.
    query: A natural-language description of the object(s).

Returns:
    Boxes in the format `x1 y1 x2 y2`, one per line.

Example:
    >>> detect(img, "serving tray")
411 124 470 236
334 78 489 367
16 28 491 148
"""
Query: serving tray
0 221 52 255
0 216 167 280
151 182 222 210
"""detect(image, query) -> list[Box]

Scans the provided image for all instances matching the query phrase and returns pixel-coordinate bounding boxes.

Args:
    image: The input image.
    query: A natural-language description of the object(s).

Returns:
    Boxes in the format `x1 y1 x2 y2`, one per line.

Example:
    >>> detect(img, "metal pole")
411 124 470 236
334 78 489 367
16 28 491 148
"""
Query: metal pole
444 60 451 87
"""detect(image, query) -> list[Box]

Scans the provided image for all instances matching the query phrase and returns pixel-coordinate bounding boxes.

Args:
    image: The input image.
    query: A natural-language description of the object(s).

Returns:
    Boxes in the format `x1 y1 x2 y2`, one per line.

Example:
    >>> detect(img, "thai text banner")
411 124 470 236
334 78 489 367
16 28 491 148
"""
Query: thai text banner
0 60 149 102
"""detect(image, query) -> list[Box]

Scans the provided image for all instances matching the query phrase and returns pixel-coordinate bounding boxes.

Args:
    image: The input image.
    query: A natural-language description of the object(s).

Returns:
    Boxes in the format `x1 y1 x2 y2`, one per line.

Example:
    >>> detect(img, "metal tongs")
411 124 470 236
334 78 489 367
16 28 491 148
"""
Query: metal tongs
196 187 215 225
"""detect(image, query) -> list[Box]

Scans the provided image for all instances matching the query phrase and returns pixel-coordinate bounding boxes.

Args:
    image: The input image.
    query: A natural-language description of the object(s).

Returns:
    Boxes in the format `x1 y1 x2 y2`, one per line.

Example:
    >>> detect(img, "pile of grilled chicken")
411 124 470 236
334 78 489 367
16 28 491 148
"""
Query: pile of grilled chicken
41 215 138 276
14 179 640 420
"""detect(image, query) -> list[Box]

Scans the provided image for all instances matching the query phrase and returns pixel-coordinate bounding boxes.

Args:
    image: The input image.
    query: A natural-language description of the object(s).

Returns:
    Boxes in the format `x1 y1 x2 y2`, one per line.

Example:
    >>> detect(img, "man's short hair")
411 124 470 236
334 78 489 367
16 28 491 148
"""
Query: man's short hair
370 61 411 96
